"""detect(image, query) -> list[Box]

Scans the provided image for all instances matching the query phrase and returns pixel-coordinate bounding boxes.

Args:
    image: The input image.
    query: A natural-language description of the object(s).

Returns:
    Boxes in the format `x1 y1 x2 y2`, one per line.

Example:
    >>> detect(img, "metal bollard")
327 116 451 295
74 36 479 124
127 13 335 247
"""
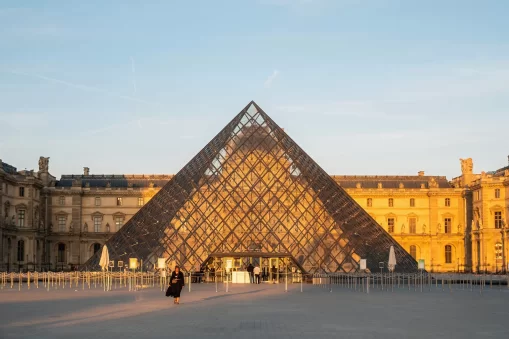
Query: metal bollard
285 272 288 292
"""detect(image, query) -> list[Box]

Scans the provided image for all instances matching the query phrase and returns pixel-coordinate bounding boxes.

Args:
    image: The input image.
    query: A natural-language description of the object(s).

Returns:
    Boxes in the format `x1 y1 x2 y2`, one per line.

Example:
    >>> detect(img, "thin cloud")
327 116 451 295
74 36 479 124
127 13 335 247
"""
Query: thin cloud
264 70 280 88
5 70 157 106
276 101 422 120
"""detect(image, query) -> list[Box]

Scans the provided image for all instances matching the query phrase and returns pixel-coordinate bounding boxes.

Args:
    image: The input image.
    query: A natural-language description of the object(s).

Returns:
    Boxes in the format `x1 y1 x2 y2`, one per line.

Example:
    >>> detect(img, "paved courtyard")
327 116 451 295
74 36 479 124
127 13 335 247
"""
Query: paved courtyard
0 283 508 338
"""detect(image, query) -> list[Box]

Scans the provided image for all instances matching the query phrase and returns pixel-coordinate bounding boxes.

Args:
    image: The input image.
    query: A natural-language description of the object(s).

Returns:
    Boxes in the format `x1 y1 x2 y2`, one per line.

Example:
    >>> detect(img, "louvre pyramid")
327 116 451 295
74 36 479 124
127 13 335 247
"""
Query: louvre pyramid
82 101 417 273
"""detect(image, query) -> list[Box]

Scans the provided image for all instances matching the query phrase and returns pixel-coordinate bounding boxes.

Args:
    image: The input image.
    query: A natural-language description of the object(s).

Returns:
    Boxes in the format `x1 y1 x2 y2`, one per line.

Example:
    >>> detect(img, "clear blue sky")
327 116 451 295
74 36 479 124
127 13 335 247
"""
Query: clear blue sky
1 0 508 179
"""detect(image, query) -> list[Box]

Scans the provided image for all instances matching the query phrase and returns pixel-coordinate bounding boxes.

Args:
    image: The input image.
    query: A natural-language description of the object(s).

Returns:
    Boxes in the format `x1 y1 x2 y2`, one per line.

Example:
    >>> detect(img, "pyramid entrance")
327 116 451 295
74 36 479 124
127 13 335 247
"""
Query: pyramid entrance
203 252 304 283
82 101 417 273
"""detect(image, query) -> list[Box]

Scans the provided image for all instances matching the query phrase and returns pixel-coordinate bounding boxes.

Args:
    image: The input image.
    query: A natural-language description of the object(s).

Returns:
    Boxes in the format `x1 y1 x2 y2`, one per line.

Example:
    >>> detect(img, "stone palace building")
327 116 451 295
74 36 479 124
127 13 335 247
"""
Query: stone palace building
1 155 508 273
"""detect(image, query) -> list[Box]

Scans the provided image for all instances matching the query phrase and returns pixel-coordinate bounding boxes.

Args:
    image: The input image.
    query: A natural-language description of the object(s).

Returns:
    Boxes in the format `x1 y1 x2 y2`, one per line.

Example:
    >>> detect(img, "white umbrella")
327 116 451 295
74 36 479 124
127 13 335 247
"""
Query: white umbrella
388 245 397 272
99 245 110 272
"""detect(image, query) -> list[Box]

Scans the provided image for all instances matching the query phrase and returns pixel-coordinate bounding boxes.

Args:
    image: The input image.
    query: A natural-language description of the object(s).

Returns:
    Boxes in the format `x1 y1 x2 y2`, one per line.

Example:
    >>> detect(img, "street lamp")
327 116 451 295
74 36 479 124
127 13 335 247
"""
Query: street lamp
501 221 507 274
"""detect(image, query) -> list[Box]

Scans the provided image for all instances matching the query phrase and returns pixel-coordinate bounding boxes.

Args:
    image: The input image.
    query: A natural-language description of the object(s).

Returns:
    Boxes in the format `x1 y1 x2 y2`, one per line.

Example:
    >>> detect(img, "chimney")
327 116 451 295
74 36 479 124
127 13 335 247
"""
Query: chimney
418 171 425 176
83 167 90 176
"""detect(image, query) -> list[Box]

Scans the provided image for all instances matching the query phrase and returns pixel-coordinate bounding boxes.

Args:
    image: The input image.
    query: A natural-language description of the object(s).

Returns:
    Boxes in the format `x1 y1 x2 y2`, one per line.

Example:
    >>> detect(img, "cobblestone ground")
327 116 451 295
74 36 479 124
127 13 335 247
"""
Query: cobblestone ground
0 282 508 339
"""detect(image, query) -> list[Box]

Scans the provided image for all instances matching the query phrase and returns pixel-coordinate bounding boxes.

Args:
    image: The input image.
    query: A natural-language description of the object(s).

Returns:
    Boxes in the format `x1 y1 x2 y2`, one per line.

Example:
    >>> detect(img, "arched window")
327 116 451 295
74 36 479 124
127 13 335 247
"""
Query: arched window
17 240 25 262
445 245 452 264
93 243 101 254
409 245 417 260
57 243 66 263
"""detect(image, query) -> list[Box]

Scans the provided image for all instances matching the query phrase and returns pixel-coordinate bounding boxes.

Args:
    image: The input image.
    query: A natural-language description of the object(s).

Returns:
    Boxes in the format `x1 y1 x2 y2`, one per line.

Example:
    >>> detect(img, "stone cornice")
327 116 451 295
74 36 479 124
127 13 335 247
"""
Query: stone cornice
14 203 28 211
470 181 506 190
0 173 44 188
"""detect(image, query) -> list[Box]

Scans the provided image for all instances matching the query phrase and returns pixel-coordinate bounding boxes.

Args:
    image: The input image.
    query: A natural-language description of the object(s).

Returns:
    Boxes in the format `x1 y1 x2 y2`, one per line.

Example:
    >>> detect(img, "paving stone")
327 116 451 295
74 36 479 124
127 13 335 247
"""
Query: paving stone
0 283 508 338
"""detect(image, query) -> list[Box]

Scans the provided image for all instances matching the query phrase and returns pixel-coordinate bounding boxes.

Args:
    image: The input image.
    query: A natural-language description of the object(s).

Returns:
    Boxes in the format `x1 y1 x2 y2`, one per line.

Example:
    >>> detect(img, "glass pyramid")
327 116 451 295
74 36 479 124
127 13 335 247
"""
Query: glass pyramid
82 101 417 273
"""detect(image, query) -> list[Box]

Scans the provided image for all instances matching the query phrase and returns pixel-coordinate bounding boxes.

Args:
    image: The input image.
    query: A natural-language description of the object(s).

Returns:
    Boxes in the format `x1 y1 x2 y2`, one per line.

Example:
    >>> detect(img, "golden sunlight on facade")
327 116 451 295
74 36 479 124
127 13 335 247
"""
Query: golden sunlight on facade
1 155 508 273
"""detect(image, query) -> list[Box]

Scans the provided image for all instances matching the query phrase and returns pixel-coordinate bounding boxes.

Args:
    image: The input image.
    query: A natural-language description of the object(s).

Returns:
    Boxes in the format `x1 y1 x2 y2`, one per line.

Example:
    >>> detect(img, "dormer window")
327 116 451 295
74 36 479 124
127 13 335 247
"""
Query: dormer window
445 198 451 207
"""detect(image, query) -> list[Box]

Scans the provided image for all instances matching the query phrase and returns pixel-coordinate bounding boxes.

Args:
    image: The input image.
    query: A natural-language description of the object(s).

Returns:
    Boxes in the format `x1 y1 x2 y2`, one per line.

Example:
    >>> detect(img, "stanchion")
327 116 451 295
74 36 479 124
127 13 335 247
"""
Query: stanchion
285 272 288 292
226 271 229 293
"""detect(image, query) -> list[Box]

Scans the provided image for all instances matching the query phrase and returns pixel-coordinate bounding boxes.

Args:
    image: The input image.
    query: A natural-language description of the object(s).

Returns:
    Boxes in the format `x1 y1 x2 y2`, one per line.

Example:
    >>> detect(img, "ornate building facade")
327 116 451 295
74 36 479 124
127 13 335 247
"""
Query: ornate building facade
1 155 508 273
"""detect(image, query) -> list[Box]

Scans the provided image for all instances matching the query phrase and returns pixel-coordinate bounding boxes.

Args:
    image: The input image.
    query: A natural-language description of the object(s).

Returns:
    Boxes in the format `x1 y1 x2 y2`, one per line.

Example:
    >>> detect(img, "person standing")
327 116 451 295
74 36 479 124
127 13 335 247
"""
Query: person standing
253 265 261 284
271 265 277 284
169 266 185 304
247 263 254 284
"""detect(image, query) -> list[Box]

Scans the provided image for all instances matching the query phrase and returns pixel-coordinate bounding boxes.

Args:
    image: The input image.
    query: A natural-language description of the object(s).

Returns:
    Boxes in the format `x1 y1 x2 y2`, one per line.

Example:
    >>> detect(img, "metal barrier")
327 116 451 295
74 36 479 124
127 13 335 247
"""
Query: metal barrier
1 271 507 294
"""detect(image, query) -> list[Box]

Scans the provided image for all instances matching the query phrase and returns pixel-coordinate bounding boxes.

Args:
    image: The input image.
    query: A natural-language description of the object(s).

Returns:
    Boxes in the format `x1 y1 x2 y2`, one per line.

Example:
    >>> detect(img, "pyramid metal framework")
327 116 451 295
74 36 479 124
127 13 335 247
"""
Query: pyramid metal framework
82 101 418 273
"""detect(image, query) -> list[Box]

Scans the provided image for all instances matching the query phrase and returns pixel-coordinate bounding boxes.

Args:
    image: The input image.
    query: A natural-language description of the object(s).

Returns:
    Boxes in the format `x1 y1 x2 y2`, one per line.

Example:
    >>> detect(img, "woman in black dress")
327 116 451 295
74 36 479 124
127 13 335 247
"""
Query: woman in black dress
169 266 185 304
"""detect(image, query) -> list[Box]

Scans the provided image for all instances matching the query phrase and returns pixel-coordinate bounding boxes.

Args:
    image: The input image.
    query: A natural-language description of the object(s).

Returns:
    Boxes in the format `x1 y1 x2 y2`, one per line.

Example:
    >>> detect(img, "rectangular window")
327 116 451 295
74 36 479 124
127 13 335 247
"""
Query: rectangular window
495 189 501 199
495 211 503 229
58 244 66 263
387 218 395 233
58 216 66 232
444 218 452 234
445 198 451 207
18 210 25 227
115 217 123 231
409 218 417 234
116 197 123 206
367 198 372 207
445 245 452 264
410 198 415 207
388 198 394 207
19 187 25 197
17 240 25 262
410 245 417 260
94 216 101 232
59 196 65 205
138 197 144 207
95 197 101 206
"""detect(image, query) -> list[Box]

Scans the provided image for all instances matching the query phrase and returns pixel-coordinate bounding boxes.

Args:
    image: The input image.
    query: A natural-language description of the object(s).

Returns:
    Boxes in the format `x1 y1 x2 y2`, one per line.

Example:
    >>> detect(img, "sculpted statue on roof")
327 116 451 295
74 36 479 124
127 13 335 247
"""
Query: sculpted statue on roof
38 156 50 172
460 158 473 174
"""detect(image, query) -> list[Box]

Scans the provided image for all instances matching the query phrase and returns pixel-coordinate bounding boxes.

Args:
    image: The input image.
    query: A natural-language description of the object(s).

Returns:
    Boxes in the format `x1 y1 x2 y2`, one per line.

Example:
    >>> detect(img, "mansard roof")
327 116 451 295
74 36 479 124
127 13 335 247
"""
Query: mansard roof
55 174 173 188
55 174 454 189
1 162 18 175
332 175 453 189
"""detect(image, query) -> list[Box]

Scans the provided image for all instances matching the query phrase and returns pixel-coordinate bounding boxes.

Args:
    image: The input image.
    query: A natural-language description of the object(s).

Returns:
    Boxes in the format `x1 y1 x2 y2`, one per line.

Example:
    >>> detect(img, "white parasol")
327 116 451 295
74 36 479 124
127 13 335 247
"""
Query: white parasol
388 245 397 272
99 245 110 272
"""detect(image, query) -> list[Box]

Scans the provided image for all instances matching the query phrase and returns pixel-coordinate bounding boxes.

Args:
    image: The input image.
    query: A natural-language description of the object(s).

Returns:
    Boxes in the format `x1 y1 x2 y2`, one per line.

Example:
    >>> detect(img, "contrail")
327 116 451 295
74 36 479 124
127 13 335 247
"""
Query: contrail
130 57 137 94
6 70 156 106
